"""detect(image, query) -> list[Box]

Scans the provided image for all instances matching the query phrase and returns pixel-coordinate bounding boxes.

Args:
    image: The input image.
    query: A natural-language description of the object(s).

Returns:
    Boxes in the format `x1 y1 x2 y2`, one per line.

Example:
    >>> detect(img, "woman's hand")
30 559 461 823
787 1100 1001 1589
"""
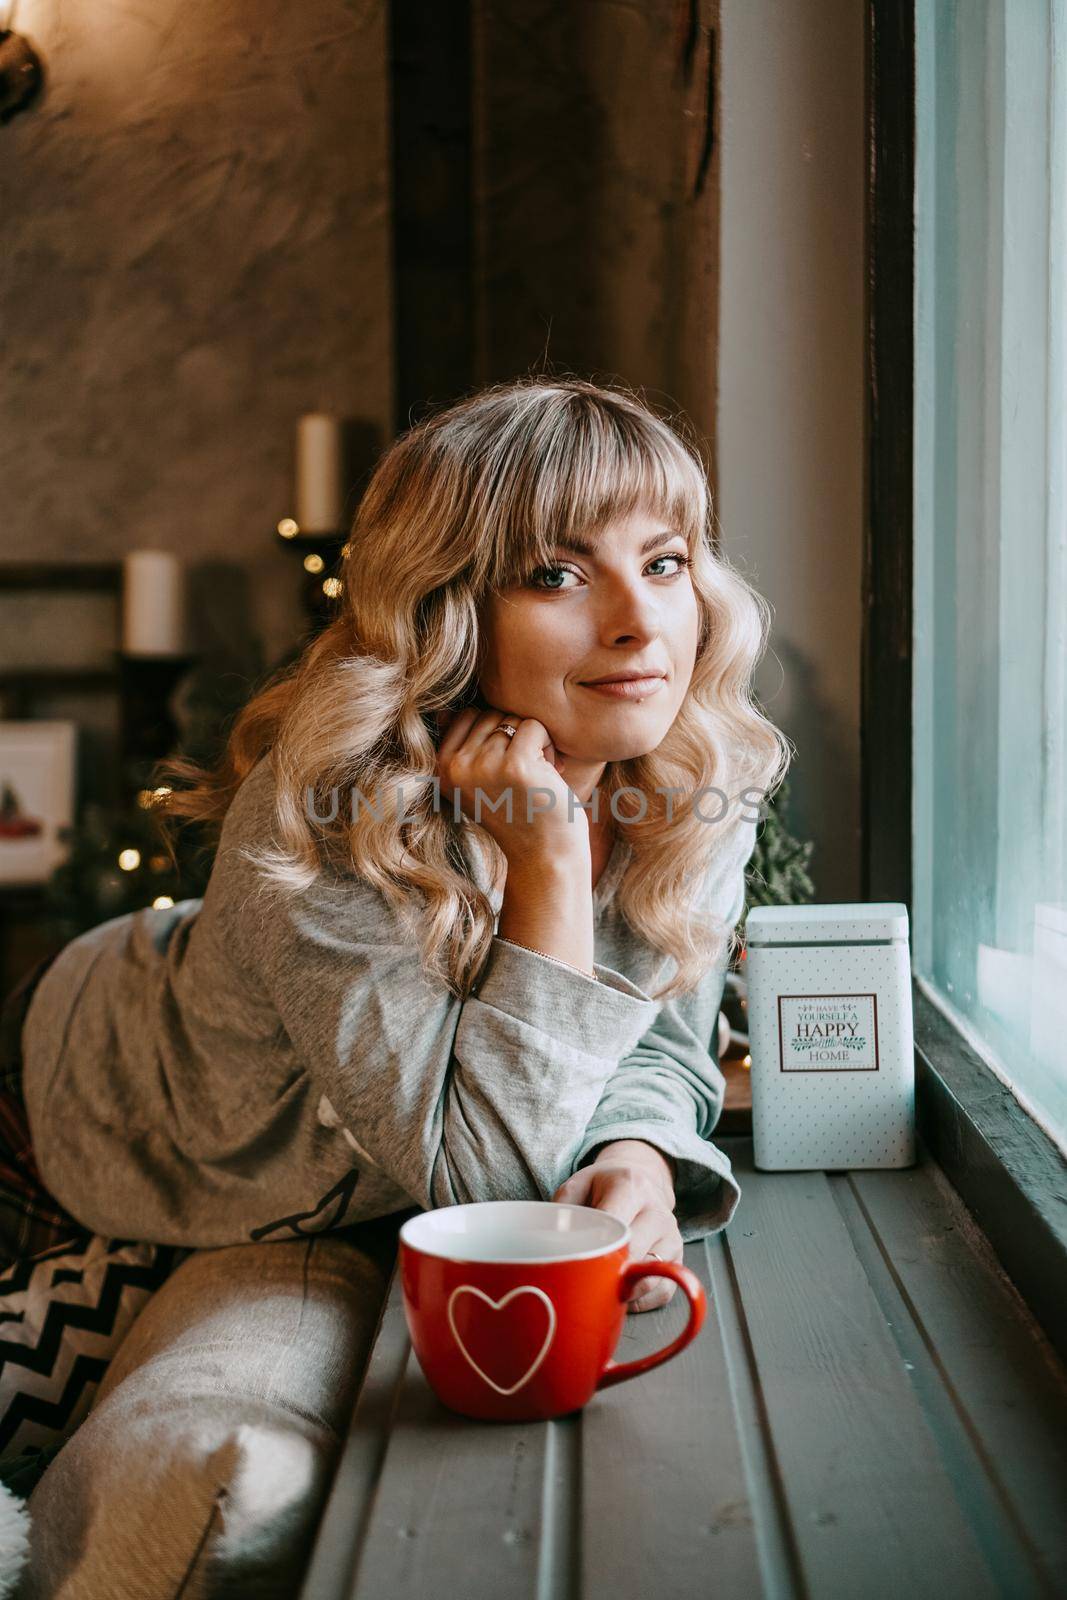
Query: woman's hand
435 701 591 875
552 1140 683 1313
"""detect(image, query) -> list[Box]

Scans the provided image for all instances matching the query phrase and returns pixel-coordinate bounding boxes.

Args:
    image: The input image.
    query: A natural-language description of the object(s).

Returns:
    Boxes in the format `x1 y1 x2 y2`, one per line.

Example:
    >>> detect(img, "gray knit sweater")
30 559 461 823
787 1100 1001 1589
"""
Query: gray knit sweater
21 755 754 1247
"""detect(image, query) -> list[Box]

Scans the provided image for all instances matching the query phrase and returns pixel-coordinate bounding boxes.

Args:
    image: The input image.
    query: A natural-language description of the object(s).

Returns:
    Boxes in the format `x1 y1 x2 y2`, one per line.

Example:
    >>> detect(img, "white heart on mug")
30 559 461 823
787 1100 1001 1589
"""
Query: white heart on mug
446 1284 558 1396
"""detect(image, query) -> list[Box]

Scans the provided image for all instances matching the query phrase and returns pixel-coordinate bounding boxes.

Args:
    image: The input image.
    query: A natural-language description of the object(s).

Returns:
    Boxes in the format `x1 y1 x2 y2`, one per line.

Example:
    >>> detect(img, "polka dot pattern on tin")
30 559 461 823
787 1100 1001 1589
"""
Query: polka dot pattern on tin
747 935 916 1171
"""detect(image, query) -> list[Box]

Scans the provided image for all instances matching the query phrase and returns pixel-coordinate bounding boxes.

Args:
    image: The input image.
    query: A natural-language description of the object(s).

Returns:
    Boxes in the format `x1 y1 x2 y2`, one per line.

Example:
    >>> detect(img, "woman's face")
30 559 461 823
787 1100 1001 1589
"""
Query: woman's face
477 508 700 765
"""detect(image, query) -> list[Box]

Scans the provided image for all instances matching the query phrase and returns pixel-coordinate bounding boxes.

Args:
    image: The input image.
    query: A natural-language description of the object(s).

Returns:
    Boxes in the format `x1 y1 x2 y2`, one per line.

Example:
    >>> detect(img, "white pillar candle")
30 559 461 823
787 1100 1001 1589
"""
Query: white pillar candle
122 550 186 657
295 412 344 534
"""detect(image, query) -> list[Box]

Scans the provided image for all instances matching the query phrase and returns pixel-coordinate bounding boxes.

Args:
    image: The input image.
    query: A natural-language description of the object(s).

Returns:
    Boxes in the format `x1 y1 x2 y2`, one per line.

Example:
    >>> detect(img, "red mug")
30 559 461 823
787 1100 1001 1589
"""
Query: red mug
399 1200 707 1422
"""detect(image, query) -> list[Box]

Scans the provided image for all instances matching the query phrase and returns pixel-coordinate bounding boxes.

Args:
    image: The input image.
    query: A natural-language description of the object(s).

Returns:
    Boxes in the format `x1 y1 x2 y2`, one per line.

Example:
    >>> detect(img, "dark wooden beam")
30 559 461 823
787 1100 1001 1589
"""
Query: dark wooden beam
388 0 475 433
861 1 915 906
0 563 121 592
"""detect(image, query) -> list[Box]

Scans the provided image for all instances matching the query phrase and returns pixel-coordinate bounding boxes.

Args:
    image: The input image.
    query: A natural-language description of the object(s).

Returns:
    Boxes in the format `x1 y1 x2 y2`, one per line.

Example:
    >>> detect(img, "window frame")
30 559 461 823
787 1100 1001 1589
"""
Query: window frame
863 0 1067 1365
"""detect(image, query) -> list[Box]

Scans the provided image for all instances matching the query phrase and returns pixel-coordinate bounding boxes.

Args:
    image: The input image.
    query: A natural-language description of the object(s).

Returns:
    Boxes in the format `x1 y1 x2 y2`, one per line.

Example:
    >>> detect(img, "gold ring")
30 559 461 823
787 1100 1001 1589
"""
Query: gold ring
496 722 518 739
647 1250 664 1261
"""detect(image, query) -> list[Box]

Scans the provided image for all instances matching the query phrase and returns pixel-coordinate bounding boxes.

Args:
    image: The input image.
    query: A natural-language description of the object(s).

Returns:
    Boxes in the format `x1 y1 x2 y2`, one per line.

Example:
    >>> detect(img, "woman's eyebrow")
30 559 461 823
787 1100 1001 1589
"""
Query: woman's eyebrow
552 530 684 558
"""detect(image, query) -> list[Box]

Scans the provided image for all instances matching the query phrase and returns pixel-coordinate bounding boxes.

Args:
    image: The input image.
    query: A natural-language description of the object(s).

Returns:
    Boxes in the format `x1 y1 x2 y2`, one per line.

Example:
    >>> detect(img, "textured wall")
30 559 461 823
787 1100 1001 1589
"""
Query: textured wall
1 0 392 669
718 0 865 901
471 0 719 463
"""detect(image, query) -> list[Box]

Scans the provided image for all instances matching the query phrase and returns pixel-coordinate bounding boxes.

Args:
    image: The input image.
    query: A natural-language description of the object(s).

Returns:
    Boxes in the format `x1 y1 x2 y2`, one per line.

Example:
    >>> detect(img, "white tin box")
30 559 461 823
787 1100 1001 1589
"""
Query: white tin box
745 902 916 1171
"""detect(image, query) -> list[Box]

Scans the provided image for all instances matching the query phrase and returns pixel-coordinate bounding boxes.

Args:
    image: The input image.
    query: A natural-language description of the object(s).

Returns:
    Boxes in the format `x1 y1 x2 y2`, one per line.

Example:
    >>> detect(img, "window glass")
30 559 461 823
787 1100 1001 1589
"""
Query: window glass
913 0 1067 1150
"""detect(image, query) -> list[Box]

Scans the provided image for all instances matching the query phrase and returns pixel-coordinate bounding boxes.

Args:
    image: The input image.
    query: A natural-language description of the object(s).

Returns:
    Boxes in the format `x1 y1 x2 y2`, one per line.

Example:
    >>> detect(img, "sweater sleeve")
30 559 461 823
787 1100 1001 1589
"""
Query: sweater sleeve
568 814 759 1242
227 862 663 1211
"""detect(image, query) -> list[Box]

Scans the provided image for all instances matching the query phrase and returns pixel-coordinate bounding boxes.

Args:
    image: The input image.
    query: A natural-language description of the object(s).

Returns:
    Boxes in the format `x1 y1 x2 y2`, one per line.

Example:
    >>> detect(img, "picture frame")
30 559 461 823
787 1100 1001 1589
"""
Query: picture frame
0 720 77 886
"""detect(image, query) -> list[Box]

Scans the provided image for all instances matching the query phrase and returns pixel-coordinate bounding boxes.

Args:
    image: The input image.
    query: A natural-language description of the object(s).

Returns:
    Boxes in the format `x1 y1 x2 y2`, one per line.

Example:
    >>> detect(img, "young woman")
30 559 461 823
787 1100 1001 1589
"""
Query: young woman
0 374 789 1474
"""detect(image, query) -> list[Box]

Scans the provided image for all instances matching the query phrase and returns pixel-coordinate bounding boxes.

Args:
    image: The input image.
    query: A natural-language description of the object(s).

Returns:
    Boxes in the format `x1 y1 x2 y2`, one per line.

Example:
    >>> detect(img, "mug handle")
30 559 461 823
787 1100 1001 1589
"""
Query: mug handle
596 1259 707 1390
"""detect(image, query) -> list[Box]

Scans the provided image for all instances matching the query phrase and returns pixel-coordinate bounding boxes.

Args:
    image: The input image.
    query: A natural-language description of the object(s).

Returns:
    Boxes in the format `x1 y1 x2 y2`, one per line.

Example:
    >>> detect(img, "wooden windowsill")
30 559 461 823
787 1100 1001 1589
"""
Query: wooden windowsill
912 979 1067 1369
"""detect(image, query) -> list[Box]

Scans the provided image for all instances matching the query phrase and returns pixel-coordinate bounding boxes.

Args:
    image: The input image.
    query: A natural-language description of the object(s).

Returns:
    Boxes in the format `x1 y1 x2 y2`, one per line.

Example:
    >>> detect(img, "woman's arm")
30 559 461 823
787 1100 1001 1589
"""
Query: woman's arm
223 854 662 1212
550 956 741 1317
560 958 741 1238
495 854 597 978
556 812 760 1249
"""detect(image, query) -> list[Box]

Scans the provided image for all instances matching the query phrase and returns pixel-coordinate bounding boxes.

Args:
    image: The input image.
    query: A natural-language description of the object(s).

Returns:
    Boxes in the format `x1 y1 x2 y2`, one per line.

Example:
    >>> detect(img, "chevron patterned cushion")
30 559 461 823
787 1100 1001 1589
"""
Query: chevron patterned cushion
0 1235 190 1462
20 1232 390 1599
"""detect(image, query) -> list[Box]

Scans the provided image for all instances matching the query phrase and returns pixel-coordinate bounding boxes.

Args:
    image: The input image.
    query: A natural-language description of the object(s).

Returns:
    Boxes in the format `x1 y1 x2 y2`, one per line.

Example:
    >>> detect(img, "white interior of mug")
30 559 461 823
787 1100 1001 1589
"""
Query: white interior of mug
400 1201 629 1263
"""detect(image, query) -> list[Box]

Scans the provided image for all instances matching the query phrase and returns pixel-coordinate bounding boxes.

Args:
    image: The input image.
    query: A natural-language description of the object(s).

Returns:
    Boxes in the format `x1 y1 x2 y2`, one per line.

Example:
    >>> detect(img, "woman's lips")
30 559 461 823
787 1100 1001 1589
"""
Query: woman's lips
579 675 666 700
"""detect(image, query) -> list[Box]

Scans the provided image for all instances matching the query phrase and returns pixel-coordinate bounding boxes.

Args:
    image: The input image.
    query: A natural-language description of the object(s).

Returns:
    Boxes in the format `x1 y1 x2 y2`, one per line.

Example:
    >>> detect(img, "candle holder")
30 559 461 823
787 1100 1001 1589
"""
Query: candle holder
275 522 347 633
115 651 197 800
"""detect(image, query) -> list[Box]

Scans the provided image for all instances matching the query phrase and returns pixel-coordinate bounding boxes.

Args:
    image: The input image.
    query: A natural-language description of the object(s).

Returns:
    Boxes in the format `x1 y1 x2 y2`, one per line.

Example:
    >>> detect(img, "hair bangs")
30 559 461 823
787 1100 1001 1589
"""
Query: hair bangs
479 388 708 595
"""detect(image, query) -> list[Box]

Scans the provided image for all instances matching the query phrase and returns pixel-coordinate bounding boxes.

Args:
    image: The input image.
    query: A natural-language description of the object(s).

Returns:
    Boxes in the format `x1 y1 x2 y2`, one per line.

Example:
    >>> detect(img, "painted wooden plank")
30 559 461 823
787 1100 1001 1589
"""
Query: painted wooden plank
702 1224 808 1599
299 1287 412 1600
849 1158 1067 1593
346 1274 556 1600
829 1168 1056 1598
579 1236 766 1600
723 1142 1001 1599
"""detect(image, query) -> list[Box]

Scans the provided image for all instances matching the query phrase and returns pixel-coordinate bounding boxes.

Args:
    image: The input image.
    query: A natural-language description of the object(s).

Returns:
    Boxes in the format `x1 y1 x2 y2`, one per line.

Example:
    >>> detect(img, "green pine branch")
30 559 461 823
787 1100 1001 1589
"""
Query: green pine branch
43 793 213 942
736 776 815 939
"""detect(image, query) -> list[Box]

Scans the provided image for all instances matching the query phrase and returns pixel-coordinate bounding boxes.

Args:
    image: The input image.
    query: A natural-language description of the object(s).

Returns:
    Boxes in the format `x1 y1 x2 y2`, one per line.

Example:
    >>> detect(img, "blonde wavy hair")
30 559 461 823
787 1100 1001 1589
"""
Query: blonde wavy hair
154 374 791 1002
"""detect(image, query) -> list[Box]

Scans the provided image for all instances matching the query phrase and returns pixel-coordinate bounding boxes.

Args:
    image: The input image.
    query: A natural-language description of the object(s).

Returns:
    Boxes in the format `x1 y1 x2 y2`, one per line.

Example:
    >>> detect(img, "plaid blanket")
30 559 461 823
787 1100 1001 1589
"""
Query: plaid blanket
0 953 88 1268
0 954 191 1480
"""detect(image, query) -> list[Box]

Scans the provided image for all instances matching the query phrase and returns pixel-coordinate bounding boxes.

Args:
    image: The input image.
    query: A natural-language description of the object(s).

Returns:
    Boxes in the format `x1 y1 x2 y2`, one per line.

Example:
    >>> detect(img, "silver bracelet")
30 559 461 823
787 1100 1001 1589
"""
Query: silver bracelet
495 935 599 983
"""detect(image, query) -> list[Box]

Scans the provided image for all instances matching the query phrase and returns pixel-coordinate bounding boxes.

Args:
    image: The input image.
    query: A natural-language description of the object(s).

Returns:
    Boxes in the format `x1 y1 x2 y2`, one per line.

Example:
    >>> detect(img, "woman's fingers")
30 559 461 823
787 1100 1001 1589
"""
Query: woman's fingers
625 1216 684 1312
628 1278 679 1313
627 1237 683 1313
441 707 521 764
434 702 582 866
584 1169 645 1225
501 717 558 770
555 1168 677 1239
552 1166 595 1206
435 706 520 821
555 1171 682 1315
435 706 481 761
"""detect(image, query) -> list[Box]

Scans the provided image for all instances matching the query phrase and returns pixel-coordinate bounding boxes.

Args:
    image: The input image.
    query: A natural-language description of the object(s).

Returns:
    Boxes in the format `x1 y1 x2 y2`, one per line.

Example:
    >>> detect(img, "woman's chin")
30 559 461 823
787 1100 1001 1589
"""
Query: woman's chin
558 734 669 765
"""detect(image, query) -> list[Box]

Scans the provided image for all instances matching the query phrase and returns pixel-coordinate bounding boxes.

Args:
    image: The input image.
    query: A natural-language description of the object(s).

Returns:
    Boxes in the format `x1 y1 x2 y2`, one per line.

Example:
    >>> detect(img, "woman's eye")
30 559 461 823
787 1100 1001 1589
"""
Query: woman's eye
647 553 692 577
527 552 692 591
528 565 580 590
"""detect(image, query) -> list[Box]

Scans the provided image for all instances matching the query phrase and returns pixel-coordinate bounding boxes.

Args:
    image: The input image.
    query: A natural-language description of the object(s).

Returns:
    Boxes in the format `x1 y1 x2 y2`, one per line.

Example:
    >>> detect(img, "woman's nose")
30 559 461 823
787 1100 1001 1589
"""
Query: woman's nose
597 578 663 644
